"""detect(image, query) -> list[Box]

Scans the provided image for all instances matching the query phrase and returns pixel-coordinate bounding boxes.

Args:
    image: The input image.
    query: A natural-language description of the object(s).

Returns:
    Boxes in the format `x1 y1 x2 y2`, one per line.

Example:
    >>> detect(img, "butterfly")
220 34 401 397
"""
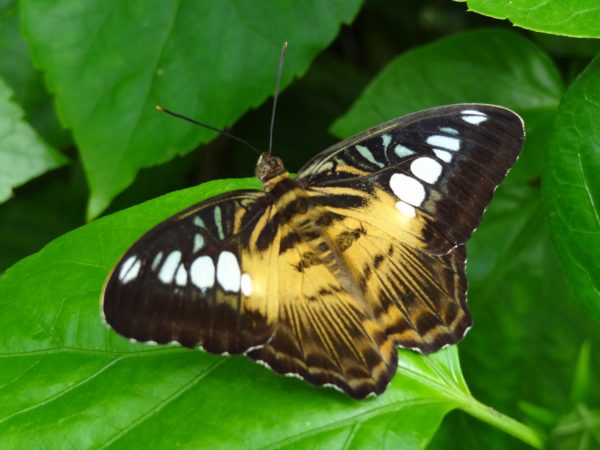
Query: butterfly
102 104 524 399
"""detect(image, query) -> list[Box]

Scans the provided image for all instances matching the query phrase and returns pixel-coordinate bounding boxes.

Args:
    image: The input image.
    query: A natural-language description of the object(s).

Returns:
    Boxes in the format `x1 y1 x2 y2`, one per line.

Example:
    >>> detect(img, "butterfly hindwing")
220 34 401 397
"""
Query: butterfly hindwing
247 222 398 398
102 191 278 355
308 208 469 354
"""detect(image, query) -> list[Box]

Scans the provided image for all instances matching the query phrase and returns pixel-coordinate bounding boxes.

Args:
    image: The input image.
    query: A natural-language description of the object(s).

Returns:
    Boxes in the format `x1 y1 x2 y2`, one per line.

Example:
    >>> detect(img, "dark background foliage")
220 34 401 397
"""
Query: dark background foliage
0 0 599 448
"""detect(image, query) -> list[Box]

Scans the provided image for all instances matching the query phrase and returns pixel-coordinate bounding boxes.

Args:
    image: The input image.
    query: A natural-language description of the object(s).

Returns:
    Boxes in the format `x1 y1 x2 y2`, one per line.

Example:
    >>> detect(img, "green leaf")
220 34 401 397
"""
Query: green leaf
544 53 600 322
2 178 478 449
461 0 600 38
550 404 600 450
331 29 563 182
431 183 600 449
19 0 363 218
0 0 71 149
571 342 592 404
0 77 66 204
332 29 561 135
429 185 558 450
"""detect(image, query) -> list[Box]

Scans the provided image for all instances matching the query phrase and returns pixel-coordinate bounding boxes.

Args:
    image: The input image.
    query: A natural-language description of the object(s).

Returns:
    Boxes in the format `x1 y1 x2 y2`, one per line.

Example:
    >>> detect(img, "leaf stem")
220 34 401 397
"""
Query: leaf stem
457 397 545 449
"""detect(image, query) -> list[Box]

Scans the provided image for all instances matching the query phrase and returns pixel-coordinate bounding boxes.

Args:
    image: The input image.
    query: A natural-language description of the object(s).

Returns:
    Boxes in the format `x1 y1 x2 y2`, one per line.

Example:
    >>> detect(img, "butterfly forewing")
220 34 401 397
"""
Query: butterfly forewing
300 104 524 250
102 103 524 399
102 191 277 355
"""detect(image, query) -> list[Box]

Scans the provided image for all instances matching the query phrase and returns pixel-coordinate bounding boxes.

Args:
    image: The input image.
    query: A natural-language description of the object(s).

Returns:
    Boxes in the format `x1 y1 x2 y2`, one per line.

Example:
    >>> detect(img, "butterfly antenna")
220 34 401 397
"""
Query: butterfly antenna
155 105 261 155
268 41 288 156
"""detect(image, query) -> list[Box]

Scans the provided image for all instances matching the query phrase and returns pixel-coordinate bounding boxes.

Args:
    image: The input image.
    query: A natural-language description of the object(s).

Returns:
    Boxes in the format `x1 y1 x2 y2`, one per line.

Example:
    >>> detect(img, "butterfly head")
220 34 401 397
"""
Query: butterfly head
256 153 287 186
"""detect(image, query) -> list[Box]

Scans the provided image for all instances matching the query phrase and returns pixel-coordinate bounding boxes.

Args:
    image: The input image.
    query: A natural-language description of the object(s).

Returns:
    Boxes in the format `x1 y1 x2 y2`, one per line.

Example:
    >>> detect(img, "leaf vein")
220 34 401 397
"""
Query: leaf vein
98 359 226 449
0 355 121 425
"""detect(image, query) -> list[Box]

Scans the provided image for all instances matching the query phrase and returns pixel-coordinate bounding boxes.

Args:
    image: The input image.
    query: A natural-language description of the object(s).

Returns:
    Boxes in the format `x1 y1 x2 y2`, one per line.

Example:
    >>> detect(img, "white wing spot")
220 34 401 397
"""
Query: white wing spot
241 273 253 296
460 109 486 116
255 359 272 370
284 372 304 380
119 256 136 280
356 145 384 168
411 157 442 184
381 134 392 149
461 109 488 125
214 206 225 240
193 234 205 253
119 256 141 283
175 264 187 286
462 115 487 125
159 251 182 284
389 173 426 206
434 149 453 163
426 135 461 151
322 383 345 394
395 201 416 218
439 126 458 135
151 251 163 271
394 144 416 158
216 251 241 292
190 256 215 291
193 216 205 228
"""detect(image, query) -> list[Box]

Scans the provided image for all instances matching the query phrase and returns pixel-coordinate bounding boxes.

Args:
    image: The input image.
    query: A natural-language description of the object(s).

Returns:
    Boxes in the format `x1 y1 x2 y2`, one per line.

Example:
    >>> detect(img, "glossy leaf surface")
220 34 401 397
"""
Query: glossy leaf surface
462 0 600 38
0 77 66 204
544 54 600 322
20 0 363 218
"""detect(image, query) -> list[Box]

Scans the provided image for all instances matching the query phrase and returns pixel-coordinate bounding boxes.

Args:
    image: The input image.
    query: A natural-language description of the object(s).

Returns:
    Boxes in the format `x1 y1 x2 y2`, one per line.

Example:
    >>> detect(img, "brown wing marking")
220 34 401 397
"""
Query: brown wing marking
354 229 469 353
246 227 397 399
318 195 471 354
102 191 282 356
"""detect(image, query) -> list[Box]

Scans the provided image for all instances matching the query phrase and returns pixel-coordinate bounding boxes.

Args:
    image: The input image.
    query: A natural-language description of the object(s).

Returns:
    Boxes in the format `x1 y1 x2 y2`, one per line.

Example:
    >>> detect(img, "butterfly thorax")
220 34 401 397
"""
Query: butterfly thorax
255 154 369 308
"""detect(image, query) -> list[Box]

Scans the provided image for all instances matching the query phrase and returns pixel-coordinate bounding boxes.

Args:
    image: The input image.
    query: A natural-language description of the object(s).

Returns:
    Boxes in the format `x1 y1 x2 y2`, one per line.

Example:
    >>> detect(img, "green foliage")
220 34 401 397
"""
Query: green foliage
332 29 562 136
0 0 599 449
550 405 600 449
0 0 69 149
0 78 66 203
544 53 600 322
20 0 362 218
462 0 600 38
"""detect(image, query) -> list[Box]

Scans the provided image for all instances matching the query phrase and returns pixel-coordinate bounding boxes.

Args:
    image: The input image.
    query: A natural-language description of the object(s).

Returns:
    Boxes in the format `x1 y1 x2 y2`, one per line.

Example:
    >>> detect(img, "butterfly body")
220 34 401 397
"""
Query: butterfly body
102 104 524 399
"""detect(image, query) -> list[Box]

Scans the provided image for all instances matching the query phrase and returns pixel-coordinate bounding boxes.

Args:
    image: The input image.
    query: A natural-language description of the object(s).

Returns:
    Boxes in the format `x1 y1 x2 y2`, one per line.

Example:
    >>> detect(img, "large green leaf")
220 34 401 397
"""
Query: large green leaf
1 178 488 449
0 0 70 149
544 54 600 322
460 0 600 38
20 0 363 218
0 77 66 204
332 29 562 134
331 29 563 183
